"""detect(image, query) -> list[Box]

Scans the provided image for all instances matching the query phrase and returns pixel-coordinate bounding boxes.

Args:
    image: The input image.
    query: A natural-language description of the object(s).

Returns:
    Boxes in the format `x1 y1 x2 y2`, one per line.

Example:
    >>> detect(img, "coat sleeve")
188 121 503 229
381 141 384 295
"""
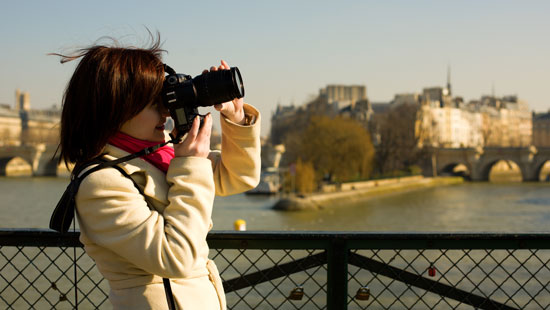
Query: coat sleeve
209 103 262 196
76 156 214 278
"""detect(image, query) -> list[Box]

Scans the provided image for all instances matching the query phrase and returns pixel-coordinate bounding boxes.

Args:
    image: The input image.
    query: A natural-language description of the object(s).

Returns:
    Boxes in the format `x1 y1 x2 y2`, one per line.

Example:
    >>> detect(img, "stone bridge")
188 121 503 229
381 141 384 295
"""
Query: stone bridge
425 146 550 181
3 144 550 180
0 144 61 176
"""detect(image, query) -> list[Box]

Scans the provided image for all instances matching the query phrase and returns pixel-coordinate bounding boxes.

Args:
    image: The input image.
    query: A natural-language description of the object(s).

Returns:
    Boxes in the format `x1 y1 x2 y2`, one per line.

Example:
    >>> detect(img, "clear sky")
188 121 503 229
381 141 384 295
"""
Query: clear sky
1 0 549 136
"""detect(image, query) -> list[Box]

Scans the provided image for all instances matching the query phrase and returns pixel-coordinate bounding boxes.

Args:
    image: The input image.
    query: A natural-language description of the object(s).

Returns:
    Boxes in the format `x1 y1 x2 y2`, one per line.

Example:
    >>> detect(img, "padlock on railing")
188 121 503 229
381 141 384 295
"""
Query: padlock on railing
355 286 371 300
428 264 437 277
288 286 304 300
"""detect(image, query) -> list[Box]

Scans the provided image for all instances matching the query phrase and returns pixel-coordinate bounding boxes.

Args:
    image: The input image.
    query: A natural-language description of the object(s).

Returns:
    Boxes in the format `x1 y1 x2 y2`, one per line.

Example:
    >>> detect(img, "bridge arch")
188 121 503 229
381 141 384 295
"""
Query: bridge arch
477 159 523 182
0 156 32 176
440 162 471 178
533 160 550 182
432 146 550 182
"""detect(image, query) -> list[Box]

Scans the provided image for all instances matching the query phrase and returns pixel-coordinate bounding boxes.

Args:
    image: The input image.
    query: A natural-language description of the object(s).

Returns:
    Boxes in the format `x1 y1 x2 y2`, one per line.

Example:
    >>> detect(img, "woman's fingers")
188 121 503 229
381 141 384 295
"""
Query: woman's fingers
203 60 229 74
174 115 211 158
192 114 212 157
221 60 230 70
178 116 200 149
198 113 212 140
187 116 201 140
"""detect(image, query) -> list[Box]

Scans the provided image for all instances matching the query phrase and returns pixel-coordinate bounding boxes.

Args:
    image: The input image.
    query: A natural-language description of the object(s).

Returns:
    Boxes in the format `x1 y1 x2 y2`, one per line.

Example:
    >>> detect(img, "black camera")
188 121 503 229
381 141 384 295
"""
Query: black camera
161 64 244 139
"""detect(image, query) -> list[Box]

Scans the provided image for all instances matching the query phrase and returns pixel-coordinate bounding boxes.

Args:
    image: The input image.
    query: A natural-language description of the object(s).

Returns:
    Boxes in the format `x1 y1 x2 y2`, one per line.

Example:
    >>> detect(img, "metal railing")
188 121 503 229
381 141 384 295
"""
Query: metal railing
0 229 549 309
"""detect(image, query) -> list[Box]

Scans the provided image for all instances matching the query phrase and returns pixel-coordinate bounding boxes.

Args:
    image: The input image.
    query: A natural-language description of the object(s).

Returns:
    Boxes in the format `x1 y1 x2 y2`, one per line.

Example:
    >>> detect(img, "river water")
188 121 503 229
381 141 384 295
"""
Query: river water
1 177 549 309
1 176 549 232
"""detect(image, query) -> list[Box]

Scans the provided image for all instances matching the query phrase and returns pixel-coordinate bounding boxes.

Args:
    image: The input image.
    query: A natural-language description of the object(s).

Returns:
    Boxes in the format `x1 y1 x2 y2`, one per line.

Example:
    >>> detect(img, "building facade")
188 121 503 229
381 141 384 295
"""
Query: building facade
271 82 534 151
320 85 366 105
418 104 483 148
416 86 532 148
477 96 532 147
533 111 550 147
0 90 60 146
0 104 21 146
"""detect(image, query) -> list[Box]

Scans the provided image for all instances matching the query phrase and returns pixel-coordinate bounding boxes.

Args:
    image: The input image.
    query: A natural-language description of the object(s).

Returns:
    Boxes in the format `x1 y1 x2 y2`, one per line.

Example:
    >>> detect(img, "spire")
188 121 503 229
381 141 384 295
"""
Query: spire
446 64 452 96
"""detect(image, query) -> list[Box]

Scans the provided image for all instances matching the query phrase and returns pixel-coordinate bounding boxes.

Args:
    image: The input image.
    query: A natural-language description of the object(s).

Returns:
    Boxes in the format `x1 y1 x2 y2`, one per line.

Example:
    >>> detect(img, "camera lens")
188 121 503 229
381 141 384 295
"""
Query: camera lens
232 67 244 98
193 67 244 107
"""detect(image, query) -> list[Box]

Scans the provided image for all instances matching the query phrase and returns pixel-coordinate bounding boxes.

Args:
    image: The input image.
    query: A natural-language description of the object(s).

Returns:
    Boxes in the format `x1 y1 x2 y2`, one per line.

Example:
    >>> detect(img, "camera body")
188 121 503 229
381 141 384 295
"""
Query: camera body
161 64 244 138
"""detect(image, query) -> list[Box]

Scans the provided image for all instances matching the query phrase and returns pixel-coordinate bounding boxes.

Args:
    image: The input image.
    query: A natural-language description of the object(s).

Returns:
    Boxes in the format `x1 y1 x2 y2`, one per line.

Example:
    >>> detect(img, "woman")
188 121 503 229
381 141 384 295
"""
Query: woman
56 36 261 309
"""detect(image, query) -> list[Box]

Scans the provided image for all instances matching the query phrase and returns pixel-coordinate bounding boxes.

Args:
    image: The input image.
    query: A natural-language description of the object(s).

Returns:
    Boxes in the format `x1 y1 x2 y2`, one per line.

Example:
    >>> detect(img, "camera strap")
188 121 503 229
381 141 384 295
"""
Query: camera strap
50 139 180 310
50 138 178 233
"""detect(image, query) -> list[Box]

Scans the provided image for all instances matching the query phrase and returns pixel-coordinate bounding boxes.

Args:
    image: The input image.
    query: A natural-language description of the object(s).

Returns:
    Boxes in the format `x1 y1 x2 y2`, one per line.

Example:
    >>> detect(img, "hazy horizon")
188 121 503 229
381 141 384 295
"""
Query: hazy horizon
1 0 549 136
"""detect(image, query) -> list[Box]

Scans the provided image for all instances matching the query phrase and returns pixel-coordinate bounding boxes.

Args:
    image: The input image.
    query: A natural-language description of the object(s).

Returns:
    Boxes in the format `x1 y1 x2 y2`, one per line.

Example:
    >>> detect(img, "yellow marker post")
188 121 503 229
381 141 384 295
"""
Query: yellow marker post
234 219 246 231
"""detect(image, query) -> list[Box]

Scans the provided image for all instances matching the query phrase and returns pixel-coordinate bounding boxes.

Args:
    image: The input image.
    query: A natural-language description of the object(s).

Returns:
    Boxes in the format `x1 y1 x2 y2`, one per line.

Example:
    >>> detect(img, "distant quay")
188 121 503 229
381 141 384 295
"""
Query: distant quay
272 176 464 211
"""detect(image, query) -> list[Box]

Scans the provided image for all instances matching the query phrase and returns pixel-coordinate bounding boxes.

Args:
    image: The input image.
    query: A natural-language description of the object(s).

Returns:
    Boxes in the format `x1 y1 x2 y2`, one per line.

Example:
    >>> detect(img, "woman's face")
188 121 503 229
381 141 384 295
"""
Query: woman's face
120 101 169 142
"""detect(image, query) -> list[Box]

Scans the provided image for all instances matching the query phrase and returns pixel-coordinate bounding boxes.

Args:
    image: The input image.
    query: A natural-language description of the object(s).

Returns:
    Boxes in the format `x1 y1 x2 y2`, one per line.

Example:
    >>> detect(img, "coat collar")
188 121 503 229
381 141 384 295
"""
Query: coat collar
102 144 169 206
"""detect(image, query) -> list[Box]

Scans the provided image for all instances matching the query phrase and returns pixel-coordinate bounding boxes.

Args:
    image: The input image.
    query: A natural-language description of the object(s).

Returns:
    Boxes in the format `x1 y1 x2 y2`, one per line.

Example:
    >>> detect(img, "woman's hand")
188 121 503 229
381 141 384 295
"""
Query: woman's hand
203 60 245 125
173 113 212 158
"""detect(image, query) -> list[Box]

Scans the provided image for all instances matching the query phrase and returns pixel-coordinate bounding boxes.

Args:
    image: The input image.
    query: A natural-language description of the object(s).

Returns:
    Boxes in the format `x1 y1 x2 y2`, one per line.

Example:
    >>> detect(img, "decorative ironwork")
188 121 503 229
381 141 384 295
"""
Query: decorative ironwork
0 230 549 310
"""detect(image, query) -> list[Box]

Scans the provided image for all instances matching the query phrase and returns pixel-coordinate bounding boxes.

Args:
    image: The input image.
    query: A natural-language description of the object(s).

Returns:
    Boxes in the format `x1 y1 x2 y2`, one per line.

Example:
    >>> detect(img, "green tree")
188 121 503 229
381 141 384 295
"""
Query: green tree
285 115 375 183
295 158 316 194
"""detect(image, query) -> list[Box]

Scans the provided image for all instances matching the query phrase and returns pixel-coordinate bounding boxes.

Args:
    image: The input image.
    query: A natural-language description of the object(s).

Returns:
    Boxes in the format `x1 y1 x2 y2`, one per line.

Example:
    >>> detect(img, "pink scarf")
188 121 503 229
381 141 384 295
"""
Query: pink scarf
108 132 175 173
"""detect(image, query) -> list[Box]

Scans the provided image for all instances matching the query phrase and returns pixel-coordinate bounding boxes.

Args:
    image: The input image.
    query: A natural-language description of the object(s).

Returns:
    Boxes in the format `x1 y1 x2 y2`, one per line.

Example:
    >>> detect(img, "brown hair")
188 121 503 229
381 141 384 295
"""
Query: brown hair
54 34 165 167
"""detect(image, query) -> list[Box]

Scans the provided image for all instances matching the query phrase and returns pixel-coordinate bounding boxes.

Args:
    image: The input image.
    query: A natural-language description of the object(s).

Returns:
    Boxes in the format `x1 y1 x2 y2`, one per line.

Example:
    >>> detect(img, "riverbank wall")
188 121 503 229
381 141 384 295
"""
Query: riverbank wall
272 176 464 211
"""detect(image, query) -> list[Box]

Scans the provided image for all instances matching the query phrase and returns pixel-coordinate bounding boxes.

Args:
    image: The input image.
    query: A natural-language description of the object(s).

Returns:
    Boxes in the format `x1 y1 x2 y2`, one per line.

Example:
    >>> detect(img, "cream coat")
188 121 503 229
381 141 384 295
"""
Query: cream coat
75 104 261 310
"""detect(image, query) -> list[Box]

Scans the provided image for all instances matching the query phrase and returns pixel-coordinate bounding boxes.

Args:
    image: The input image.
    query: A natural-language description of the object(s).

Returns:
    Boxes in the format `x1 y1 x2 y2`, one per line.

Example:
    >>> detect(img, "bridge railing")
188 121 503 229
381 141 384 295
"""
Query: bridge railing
0 229 549 309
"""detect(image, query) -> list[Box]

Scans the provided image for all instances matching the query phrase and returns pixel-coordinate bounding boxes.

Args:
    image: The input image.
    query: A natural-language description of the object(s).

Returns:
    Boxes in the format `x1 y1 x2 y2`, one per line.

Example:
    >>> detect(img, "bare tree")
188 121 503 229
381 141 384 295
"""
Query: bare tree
374 103 427 175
